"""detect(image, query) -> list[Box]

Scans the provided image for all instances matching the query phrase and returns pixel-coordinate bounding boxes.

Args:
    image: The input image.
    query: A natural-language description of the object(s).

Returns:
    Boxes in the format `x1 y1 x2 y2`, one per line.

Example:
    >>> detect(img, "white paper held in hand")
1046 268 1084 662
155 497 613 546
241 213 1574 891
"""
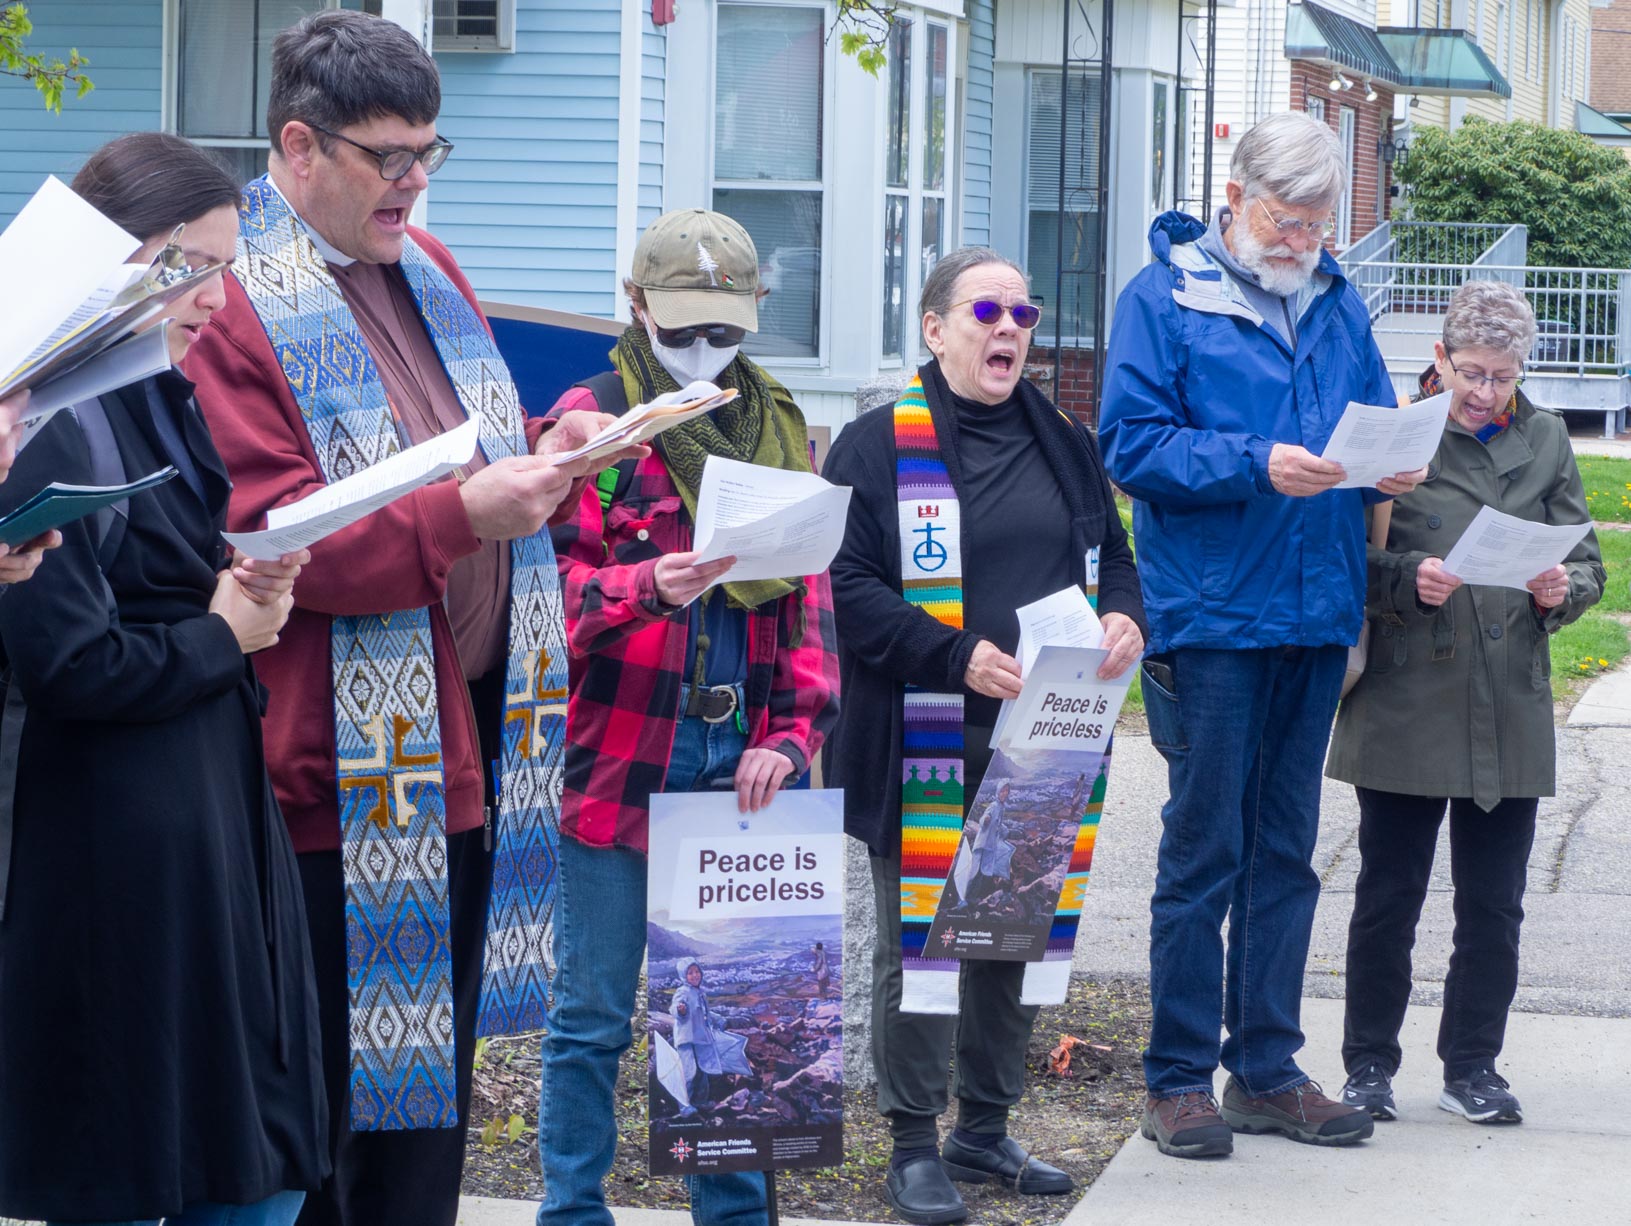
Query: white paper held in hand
223 417 482 560
1440 505 1592 591
992 586 1104 746
691 455 852 587
0 177 140 387
14 322 176 455
547 380 737 466
1320 391 1451 489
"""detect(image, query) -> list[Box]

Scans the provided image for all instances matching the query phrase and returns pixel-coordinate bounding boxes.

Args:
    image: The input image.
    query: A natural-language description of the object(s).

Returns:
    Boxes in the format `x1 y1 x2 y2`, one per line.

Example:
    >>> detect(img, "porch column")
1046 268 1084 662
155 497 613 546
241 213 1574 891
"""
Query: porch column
378 0 433 228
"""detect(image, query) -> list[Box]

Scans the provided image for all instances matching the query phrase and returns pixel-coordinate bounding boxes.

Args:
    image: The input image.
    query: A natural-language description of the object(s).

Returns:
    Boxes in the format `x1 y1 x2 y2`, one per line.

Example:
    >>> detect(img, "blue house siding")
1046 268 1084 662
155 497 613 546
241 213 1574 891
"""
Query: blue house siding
0 1 163 226
961 0 994 247
639 24 665 230
433 0 624 317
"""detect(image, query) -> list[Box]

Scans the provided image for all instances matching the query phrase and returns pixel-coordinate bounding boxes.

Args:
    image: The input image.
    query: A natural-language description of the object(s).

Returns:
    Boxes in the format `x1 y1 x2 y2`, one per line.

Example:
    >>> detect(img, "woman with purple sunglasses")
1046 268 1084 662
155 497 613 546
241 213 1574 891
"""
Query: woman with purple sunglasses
821 247 1147 1225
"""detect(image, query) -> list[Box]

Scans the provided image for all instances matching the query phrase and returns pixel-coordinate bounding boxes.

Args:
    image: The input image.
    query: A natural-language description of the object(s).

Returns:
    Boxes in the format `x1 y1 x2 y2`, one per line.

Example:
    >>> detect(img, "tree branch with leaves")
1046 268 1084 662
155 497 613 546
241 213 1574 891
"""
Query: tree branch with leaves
835 0 898 77
1 4 92 113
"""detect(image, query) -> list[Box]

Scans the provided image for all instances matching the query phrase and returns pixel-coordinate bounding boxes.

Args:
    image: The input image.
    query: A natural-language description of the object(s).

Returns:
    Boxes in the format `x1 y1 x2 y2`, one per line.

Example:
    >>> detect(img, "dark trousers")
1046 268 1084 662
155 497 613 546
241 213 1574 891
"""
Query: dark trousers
1141 646 1345 1098
295 671 504 1226
1342 787 1537 1084
870 845 1038 1151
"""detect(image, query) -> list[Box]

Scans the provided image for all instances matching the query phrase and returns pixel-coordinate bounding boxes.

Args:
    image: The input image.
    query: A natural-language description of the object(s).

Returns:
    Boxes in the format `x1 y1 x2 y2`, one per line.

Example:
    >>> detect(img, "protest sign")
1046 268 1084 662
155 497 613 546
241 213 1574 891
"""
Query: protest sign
923 646 1130 962
647 789 844 1176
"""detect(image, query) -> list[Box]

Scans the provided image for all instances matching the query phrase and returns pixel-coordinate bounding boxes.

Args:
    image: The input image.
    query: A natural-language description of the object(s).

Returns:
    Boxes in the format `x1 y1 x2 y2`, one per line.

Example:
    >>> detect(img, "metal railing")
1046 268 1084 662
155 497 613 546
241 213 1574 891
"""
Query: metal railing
1363 262 1631 376
1340 222 1529 320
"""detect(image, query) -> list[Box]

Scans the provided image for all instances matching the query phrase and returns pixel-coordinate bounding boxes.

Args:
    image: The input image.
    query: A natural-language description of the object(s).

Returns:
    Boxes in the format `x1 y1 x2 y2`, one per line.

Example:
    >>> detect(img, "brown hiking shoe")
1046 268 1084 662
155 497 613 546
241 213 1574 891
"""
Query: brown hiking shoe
1219 1076 1374 1146
1140 1091 1233 1158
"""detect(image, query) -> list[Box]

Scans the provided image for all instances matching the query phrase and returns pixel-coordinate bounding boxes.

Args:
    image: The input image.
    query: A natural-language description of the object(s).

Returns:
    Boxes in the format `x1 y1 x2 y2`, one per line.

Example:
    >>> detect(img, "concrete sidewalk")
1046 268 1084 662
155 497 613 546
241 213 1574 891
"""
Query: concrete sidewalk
1062 997 1631 1225
456 1200 880 1226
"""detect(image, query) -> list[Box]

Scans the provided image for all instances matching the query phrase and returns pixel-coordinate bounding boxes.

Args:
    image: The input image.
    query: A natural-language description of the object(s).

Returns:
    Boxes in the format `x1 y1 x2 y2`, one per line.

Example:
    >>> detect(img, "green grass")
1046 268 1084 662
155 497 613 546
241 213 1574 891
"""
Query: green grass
1550 527 1631 698
1577 455 1631 524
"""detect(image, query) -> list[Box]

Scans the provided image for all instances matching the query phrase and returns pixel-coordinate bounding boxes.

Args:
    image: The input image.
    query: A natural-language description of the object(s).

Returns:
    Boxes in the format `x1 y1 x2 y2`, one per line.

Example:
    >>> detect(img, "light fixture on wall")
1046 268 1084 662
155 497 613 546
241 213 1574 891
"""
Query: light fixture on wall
1379 136 1408 165
1329 70 1348 90
1364 79 1378 102
1410 94 1421 108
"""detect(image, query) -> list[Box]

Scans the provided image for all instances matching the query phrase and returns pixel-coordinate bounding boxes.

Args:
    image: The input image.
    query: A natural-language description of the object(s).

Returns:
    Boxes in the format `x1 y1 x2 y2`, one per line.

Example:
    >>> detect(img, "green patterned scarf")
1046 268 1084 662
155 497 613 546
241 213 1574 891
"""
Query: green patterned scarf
612 324 810 615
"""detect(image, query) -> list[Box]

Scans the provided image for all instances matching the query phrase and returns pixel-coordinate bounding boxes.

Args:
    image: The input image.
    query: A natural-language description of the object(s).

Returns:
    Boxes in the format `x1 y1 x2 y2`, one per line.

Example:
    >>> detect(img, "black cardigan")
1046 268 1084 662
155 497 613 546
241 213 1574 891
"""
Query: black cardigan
819 373 1146 856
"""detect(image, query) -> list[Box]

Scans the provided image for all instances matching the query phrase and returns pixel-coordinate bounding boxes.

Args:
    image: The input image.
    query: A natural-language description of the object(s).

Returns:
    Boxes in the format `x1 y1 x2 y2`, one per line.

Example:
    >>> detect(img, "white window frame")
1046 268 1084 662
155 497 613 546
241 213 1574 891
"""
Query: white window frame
708 0 837 369
1336 106 1356 248
1020 64 1104 349
430 0 516 54
880 12 957 366
162 0 341 175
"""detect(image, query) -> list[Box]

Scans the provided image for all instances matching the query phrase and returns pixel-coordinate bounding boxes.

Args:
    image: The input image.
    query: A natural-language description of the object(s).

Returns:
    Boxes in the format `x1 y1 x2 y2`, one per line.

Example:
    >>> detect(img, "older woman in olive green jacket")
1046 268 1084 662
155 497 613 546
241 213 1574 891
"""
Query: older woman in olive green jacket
1327 280 1605 1129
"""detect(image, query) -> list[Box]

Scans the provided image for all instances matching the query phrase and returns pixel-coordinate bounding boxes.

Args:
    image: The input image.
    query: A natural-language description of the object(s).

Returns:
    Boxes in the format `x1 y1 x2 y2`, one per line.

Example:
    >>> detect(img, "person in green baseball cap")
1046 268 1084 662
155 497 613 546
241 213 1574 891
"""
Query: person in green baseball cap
534 208 840 1226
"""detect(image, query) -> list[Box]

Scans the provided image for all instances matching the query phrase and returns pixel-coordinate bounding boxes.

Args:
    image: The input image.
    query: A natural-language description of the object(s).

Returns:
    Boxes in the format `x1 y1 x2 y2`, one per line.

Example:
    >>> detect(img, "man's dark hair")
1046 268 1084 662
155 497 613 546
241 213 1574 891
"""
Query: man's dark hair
266 10 440 156
72 132 241 242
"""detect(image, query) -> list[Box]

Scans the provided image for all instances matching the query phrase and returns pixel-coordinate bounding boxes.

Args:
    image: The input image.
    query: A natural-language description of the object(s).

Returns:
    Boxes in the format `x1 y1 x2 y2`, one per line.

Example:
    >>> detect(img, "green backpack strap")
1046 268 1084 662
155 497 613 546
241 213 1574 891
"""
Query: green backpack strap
572 370 639 513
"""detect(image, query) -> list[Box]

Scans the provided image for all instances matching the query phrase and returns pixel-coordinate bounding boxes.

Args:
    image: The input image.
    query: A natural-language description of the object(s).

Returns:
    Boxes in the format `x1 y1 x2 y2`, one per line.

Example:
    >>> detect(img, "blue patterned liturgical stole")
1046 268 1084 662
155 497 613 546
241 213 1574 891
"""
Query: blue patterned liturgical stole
234 177 564 1130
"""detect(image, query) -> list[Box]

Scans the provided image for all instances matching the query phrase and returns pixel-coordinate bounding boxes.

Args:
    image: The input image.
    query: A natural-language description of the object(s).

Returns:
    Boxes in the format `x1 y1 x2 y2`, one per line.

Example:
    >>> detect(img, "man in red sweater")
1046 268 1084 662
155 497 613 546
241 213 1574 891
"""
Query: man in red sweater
186 12 624 1224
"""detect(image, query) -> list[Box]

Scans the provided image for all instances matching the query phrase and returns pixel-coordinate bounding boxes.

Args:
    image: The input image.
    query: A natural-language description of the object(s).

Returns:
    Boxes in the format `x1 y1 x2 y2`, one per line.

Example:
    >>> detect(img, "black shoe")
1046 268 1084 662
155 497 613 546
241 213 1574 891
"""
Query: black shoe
940 1134 1073 1195
885 1155 969 1225
1341 1062 1399 1121
1440 1067 1523 1124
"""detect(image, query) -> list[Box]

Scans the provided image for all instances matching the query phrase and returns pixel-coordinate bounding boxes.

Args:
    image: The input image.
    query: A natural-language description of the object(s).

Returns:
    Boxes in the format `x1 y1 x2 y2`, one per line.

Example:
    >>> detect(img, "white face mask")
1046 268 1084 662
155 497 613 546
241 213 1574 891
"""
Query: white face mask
644 316 739 386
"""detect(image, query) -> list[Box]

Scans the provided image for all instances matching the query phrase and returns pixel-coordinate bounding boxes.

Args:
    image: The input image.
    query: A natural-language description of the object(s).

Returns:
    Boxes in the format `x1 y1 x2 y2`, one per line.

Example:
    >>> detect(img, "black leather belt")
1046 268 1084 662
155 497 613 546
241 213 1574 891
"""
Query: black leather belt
680 682 743 725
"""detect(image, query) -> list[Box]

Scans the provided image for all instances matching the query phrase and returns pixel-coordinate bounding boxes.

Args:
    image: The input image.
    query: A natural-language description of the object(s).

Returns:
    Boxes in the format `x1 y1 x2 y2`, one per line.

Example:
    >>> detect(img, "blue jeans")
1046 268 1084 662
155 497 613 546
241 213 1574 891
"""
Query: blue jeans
51 1190 305 1226
538 716 765 1226
1140 646 1345 1098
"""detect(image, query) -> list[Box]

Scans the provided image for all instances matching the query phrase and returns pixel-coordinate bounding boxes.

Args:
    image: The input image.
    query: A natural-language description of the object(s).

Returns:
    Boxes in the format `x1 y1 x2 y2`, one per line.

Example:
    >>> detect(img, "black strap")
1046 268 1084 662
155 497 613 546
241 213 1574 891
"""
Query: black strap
0 679 27 923
70 397 131 570
573 371 640 510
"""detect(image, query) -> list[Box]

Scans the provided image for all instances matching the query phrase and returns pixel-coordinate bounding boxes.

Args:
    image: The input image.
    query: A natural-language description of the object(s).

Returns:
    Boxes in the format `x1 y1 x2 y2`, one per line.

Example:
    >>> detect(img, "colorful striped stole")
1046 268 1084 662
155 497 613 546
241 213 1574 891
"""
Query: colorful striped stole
894 379 1112 1013
235 177 562 1130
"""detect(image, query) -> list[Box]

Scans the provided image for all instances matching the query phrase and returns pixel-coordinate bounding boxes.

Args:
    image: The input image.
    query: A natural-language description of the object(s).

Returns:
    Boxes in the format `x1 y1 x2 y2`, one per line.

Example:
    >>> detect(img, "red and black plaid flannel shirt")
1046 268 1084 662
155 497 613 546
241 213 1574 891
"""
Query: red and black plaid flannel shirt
546 386 840 853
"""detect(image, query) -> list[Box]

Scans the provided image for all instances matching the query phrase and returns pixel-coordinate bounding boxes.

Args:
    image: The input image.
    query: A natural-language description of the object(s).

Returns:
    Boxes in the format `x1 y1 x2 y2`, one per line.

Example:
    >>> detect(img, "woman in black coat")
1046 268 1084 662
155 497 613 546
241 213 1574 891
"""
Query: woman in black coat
821 247 1145 1226
0 134 327 1226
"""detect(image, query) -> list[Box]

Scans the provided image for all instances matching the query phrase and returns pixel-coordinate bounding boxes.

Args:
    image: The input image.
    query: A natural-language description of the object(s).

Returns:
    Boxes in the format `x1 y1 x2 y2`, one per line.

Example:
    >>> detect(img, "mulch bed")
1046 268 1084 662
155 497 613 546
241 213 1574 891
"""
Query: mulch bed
463 977 1151 1225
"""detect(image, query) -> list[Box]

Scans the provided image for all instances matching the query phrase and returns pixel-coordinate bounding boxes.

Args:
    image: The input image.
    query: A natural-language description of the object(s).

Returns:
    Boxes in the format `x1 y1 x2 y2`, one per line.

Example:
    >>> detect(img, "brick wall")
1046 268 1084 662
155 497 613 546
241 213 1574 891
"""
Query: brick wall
1289 63 1396 244
1025 346 1100 428
1592 0 1631 115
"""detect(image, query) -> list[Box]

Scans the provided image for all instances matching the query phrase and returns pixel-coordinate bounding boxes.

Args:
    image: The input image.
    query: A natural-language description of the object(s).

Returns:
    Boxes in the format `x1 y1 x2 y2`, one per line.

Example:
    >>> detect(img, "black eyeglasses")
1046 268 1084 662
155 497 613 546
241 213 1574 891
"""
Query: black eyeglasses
1446 354 1524 394
655 322 747 350
951 298 1043 330
309 122 454 181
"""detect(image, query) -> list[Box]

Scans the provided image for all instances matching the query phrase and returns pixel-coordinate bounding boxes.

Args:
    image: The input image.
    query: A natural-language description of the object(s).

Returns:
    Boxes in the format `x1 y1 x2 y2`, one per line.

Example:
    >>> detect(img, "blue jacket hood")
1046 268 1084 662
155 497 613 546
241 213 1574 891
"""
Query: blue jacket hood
1146 209 1347 283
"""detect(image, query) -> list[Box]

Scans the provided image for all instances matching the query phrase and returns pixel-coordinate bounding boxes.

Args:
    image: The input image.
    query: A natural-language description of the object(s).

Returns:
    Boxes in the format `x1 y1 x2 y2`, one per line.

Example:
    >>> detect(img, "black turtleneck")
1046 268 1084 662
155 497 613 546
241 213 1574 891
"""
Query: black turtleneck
950 389 1074 736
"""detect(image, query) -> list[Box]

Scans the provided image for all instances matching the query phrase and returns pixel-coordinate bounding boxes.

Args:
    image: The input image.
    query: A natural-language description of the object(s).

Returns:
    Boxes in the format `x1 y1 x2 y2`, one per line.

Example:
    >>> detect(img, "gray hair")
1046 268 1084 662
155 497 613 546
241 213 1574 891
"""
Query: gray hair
919 246 1027 321
267 11 441 156
1231 111 1347 209
1442 279 1536 362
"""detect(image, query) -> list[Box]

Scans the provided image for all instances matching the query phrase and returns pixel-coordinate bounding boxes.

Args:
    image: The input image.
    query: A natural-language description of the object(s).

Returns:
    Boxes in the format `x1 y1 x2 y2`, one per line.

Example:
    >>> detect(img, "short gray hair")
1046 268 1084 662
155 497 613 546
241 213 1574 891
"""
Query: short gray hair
1231 111 1347 209
1442 280 1536 362
919 246 1027 320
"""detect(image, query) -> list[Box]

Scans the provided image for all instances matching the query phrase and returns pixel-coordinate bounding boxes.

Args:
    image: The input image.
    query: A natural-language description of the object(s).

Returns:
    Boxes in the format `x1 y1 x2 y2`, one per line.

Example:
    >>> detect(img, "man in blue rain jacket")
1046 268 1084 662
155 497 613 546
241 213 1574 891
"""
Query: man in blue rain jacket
1100 112 1427 1161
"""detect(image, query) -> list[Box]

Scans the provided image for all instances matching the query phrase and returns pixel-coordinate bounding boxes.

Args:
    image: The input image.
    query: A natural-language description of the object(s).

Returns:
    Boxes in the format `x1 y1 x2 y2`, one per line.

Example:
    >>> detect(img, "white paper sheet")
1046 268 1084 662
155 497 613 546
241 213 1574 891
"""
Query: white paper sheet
548 380 737 466
1321 391 1451 489
0 178 140 386
14 323 175 454
691 454 852 586
223 417 480 560
992 586 1105 744
1440 505 1593 590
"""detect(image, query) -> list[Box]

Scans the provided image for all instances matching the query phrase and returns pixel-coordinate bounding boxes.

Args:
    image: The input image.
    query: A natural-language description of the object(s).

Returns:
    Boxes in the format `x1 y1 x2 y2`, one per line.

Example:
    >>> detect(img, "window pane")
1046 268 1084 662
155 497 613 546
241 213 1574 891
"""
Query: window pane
715 188 821 359
716 6 824 182
179 0 322 141
885 19 912 190
207 146 269 188
1151 81 1168 215
923 25 947 192
920 196 943 297
883 194 907 359
1026 70 1102 341
1027 209 1098 342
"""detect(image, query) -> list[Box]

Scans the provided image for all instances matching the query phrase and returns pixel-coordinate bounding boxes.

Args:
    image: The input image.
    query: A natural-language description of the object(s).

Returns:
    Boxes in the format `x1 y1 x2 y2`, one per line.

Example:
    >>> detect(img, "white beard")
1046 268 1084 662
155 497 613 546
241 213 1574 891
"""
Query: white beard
1231 223 1322 298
